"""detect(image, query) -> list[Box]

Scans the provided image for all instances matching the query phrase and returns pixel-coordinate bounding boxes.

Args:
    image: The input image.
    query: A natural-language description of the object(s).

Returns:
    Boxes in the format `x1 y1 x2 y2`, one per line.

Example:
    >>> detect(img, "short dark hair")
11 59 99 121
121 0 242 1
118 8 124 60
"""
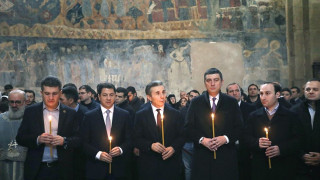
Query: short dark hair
62 87 79 102
226 82 241 93
261 82 281 94
204 68 223 81
127 86 137 94
97 83 116 95
189 89 200 95
145 81 163 96
79 85 92 93
63 83 77 90
41 76 62 91
281 88 292 95
4 84 13 90
116 87 128 97
290 86 300 93
248 84 259 91
24 90 35 97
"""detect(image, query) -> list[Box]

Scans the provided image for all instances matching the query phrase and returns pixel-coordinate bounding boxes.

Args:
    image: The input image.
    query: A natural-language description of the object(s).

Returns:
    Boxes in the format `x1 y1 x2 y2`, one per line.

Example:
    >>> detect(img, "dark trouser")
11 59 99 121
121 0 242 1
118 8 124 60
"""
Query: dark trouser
36 161 60 180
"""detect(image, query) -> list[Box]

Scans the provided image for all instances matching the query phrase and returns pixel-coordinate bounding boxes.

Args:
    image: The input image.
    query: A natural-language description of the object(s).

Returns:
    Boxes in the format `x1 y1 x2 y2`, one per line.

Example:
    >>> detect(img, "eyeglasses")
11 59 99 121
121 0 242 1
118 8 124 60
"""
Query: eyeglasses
9 100 23 105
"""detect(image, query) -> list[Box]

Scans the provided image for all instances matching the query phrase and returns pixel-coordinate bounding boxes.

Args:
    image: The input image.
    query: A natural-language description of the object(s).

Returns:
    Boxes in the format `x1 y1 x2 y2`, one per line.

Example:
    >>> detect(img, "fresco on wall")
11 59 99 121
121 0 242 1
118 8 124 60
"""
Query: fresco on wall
0 34 288 96
0 0 285 39
242 34 289 88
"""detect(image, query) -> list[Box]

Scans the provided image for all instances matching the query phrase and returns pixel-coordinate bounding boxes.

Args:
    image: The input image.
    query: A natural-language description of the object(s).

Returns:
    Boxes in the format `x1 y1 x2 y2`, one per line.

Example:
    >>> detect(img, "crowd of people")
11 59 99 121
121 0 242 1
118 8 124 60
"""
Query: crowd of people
0 67 319 180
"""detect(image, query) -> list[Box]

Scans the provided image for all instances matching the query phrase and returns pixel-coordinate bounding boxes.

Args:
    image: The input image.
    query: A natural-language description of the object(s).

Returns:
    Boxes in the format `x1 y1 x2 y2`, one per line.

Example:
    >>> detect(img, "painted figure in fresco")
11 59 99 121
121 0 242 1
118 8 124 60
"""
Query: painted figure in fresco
168 42 191 94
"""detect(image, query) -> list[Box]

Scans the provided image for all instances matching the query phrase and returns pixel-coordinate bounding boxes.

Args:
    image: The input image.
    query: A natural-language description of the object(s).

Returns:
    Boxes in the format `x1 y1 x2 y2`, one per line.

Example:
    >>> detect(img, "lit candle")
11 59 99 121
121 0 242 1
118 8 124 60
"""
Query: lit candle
211 113 216 159
49 115 53 158
161 114 165 146
264 127 272 169
109 136 112 174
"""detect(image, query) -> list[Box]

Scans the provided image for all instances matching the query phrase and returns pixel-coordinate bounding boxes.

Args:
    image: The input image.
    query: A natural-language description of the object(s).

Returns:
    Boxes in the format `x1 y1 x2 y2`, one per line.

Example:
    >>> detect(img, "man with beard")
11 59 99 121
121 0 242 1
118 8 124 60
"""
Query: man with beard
0 89 28 180
243 82 301 180
24 90 36 106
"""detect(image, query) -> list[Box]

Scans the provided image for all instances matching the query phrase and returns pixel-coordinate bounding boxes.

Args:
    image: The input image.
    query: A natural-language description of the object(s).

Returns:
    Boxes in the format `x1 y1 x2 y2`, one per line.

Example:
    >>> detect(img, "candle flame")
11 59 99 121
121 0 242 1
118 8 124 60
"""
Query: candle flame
264 127 268 133
161 114 164 121
48 115 52 122
211 113 214 119
109 136 112 141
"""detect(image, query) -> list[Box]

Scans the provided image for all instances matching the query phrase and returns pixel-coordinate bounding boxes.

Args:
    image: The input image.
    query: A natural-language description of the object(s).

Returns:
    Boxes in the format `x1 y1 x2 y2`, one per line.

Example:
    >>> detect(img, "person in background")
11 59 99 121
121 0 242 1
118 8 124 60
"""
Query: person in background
0 90 28 180
24 90 36 106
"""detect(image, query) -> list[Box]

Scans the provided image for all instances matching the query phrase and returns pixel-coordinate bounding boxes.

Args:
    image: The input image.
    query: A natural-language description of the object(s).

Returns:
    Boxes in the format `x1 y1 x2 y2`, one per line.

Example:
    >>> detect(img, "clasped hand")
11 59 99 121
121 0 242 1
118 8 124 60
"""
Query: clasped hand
151 142 175 160
259 137 280 158
303 152 320 166
99 147 122 163
202 136 226 151
38 133 64 146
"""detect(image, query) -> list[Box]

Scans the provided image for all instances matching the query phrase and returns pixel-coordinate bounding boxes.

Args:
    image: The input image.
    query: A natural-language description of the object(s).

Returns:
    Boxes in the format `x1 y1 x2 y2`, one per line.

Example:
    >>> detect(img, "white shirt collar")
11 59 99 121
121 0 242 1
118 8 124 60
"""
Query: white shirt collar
101 104 114 114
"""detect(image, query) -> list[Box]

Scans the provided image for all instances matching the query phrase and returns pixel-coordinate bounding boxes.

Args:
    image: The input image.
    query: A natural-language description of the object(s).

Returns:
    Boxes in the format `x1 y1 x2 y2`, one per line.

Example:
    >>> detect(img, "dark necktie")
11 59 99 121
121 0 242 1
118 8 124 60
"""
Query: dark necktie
212 97 216 113
156 109 162 132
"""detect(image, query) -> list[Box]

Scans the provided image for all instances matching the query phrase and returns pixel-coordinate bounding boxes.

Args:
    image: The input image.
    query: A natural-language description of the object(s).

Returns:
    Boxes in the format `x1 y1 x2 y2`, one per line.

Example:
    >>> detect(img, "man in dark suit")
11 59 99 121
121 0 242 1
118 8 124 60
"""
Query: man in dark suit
115 87 135 127
291 79 320 180
243 82 302 180
16 76 80 180
226 82 256 180
185 68 243 180
60 86 88 180
81 83 132 180
134 80 185 180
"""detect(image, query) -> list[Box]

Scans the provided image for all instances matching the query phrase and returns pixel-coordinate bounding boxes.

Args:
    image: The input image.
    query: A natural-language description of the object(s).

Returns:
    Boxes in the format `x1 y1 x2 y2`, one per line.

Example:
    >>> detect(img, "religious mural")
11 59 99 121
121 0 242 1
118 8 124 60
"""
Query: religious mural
0 0 285 39
0 0 288 96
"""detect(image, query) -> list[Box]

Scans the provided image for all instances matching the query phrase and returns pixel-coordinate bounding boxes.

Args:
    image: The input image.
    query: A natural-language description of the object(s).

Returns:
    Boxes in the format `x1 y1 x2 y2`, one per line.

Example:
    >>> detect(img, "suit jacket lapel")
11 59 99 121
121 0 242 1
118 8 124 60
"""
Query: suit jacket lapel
38 102 45 133
146 104 159 140
111 106 120 136
58 104 67 134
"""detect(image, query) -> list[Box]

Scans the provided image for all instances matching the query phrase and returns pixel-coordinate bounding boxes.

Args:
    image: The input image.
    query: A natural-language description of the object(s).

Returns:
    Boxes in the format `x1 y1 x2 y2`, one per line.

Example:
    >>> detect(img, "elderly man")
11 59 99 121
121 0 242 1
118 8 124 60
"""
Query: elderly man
0 89 28 180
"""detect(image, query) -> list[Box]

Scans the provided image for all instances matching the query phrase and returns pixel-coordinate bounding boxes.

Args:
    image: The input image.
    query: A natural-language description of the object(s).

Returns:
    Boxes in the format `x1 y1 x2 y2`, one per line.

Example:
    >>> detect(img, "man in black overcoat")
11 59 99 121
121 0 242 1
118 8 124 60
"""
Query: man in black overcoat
185 68 243 180
243 82 302 180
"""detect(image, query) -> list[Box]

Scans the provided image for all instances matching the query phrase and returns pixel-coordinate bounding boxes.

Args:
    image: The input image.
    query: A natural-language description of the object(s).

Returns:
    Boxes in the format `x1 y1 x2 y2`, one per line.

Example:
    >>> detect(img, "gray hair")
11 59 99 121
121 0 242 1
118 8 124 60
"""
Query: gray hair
9 89 26 100
145 80 164 95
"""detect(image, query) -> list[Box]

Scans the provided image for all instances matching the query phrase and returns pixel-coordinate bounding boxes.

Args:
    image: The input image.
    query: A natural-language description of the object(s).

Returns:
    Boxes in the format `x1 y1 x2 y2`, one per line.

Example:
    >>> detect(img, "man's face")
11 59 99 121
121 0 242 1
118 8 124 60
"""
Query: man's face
305 81 320 101
79 89 91 102
281 91 291 102
189 92 199 101
227 84 241 102
60 93 73 107
41 86 61 110
128 91 135 102
204 73 223 97
99 88 116 109
180 91 186 99
25 92 35 105
260 84 279 109
115 92 126 105
147 85 166 108
8 93 26 112
291 88 299 99
248 85 259 97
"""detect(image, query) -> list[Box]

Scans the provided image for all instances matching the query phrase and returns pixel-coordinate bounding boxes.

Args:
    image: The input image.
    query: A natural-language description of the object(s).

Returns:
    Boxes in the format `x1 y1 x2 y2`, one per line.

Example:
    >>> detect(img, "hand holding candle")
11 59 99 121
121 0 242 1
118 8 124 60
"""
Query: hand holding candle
161 114 165 146
109 136 112 174
264 127 272 169
211 113 216 159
